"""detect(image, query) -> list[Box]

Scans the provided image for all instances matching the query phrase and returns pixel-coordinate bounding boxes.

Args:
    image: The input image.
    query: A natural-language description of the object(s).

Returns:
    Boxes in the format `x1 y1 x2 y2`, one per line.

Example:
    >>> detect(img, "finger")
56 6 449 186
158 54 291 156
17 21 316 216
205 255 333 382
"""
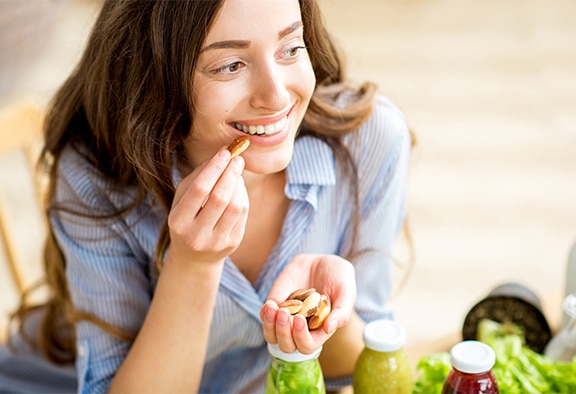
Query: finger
329 285 356 323
195 156 244 228
227 179 249 242
213 161 248 234
275 308 296 354
171 149 231 218
261 301 279 344
291 314 318 354
322 307 348 335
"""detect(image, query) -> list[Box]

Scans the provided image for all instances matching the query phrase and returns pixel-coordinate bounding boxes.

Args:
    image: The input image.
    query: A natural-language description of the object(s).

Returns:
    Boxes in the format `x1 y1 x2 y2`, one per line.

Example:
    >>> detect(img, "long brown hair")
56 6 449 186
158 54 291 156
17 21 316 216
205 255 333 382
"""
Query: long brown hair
12 0 390 365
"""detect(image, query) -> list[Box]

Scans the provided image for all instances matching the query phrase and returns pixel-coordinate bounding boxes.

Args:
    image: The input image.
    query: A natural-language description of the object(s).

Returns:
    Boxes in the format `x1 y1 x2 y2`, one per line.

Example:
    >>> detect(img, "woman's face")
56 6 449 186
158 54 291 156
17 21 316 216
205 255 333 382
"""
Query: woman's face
188 0 316 174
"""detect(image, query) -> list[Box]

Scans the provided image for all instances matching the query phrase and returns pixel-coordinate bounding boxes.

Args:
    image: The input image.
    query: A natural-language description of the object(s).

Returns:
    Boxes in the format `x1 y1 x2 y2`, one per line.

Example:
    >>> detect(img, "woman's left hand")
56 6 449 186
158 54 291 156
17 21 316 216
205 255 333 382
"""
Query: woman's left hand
260 254 356 355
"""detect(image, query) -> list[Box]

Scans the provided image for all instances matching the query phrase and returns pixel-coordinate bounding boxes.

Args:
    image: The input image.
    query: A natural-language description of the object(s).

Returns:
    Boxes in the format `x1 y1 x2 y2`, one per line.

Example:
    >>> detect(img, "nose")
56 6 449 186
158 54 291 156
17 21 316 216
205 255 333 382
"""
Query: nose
249 62 290 111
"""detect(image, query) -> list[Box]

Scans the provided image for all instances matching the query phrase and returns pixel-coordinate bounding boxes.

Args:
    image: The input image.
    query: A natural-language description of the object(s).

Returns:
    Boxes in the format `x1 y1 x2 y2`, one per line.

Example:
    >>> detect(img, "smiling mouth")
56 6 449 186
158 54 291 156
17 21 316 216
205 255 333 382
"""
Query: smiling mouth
232 115 288 136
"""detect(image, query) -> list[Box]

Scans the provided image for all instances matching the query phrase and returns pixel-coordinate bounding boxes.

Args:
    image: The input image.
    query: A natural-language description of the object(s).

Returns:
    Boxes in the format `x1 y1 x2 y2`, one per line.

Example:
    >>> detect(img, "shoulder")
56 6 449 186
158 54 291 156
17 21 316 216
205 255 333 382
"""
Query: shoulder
361 95 410 151
55 144 137 212
347 95 411 173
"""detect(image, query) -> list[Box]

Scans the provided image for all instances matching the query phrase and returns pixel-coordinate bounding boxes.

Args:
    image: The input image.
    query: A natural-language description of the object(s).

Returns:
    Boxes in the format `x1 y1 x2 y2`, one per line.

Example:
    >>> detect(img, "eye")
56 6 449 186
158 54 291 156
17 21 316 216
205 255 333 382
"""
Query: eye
211 61 245 75
283 46 307 58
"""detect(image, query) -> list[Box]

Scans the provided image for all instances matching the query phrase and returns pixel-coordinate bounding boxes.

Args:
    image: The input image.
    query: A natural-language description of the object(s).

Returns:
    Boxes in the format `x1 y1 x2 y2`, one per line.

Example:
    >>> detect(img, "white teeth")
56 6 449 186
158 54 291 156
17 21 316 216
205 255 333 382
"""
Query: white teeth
264 124 275 134
233 116 287 136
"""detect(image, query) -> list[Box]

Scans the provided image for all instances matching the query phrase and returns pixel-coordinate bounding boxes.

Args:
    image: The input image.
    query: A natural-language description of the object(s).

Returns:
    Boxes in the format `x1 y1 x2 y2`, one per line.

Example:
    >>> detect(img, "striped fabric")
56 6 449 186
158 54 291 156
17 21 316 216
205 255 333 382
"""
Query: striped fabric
0 96 411 393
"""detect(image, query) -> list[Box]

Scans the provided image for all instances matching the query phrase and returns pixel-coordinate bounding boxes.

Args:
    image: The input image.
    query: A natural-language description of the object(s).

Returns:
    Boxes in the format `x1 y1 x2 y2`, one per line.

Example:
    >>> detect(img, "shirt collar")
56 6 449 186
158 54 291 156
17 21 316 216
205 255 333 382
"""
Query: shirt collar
286 135 336 187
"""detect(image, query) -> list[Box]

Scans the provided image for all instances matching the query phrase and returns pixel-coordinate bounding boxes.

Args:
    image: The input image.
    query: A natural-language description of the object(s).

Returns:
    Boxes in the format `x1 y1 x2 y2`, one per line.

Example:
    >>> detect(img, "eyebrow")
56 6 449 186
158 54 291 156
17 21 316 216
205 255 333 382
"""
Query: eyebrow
278 21 303 39
200 21 304 53
200 39 250 53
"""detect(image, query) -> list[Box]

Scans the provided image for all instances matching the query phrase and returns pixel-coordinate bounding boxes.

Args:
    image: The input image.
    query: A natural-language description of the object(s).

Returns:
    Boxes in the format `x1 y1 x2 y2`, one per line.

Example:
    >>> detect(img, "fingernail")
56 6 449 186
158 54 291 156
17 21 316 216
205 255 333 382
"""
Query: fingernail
218 149 231 160
327 318 337 334
277 311 290 326
230 156 244 172
265 305 277 323
293 315 306 331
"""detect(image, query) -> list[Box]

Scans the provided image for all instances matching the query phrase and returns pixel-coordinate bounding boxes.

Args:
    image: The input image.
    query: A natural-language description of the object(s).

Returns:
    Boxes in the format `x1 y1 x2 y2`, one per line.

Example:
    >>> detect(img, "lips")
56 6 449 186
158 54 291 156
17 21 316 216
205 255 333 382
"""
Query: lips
232 115 288 136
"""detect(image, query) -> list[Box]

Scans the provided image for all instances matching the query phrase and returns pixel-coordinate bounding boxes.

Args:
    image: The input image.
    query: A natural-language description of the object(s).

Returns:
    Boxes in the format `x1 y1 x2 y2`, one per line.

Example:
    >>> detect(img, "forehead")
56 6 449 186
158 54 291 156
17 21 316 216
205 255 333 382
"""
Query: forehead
205 0 303 43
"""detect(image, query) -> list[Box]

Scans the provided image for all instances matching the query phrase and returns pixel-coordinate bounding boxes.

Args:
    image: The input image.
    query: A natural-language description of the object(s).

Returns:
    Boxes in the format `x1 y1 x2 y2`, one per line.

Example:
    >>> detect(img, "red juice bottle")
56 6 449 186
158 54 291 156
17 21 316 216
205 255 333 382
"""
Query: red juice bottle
441 340 499 394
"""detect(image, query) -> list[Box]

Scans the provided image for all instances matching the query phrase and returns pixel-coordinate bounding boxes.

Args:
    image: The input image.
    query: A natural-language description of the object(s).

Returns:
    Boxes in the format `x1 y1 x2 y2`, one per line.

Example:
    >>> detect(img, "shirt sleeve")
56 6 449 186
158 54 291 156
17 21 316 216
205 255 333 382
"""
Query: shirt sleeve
50 146 155 394
350 96 412 322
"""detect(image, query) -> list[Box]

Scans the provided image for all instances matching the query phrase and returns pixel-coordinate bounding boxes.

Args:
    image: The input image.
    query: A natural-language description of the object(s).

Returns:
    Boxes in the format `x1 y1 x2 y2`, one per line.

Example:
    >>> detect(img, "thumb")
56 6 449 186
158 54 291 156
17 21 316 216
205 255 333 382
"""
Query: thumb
323 307 350 335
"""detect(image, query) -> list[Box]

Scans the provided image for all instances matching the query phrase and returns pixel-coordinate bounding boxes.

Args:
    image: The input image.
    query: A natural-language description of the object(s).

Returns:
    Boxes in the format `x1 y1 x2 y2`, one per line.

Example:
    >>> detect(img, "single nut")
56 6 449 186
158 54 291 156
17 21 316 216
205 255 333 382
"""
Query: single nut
278 299 303 314
287 288 317 301
308 294 331 330
227 135 250 158
298 291 321 318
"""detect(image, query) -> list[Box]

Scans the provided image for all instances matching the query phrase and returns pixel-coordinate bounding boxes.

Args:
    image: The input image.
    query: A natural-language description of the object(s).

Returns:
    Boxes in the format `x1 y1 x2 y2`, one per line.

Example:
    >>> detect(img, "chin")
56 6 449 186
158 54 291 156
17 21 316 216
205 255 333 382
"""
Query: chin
244 149 293 175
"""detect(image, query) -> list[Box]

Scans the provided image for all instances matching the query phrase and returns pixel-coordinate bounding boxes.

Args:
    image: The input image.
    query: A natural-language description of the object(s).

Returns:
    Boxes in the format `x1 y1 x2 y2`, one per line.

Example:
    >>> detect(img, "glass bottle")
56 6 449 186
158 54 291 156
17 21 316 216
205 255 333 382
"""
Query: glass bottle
353 319 413 394
544 293 576 361
442 340 499 394
265 343 325 394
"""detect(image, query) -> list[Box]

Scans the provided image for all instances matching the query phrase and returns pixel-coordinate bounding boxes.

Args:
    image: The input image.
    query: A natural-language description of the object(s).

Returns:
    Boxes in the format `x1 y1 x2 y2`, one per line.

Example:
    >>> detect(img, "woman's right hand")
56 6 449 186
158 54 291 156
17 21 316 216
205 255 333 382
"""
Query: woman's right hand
110 148 248 393
165 147 249 266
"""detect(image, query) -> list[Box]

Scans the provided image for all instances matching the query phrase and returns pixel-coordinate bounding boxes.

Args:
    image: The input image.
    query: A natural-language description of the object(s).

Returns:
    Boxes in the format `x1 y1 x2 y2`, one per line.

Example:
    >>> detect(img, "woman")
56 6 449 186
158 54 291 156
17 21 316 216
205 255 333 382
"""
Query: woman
0 0 412 392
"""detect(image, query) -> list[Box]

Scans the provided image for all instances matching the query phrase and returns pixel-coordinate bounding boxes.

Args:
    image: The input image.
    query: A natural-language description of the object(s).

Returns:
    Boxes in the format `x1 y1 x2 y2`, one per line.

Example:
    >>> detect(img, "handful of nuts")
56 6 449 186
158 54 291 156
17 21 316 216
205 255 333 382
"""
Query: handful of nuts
278 288 331 330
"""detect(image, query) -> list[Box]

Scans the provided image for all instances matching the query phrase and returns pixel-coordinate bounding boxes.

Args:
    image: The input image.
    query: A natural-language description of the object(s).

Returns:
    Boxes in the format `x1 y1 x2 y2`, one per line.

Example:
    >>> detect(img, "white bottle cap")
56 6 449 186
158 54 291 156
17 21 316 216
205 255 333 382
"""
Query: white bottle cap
267 343 322 362
363 319 407 352
450 340 496 374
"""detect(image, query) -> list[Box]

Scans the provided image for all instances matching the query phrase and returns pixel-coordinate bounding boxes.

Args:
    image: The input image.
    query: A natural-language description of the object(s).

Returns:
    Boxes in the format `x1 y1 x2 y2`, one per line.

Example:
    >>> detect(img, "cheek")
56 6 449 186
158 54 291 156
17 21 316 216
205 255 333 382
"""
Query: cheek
190 84 234 149
297 61 316 102
193 82 230 119
192 72 249 118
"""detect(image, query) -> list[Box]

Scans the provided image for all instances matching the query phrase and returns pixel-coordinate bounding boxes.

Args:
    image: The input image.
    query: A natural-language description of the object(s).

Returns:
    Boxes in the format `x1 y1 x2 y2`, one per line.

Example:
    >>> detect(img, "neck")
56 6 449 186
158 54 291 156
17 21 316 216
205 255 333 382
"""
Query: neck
242 169 286 198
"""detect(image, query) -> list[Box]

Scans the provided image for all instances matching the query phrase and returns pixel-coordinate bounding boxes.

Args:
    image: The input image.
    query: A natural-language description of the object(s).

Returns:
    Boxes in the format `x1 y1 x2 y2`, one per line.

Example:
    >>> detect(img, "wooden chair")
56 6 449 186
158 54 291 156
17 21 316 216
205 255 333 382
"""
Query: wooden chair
0 104 47 343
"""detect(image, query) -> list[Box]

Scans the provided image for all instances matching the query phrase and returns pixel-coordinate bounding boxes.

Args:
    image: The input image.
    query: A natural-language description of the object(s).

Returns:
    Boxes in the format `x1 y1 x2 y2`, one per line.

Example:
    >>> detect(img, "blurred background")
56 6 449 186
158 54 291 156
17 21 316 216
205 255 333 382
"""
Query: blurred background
1 0 575 362
321 0 576 360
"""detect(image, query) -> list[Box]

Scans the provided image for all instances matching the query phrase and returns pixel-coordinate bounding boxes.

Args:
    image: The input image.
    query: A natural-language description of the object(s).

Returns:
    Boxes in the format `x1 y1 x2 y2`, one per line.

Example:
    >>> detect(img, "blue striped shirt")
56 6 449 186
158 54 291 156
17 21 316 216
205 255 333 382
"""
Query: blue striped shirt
0 96 411 393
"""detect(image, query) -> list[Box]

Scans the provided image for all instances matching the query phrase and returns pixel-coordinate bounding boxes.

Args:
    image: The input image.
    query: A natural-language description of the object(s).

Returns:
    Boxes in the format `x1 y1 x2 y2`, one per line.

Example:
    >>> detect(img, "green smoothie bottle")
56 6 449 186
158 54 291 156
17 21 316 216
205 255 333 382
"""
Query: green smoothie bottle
353 319 413 394
265 343 325 394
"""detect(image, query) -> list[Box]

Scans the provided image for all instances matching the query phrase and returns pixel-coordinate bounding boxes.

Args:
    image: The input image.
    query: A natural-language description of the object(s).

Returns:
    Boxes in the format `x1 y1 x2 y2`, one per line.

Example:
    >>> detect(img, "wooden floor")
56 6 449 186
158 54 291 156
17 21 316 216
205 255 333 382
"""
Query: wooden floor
1 0 576 366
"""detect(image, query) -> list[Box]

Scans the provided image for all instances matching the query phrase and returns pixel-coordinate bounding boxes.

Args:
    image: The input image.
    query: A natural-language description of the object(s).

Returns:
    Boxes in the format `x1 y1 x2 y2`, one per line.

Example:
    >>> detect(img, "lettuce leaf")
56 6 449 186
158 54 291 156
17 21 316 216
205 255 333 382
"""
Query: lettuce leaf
412 352 451 394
